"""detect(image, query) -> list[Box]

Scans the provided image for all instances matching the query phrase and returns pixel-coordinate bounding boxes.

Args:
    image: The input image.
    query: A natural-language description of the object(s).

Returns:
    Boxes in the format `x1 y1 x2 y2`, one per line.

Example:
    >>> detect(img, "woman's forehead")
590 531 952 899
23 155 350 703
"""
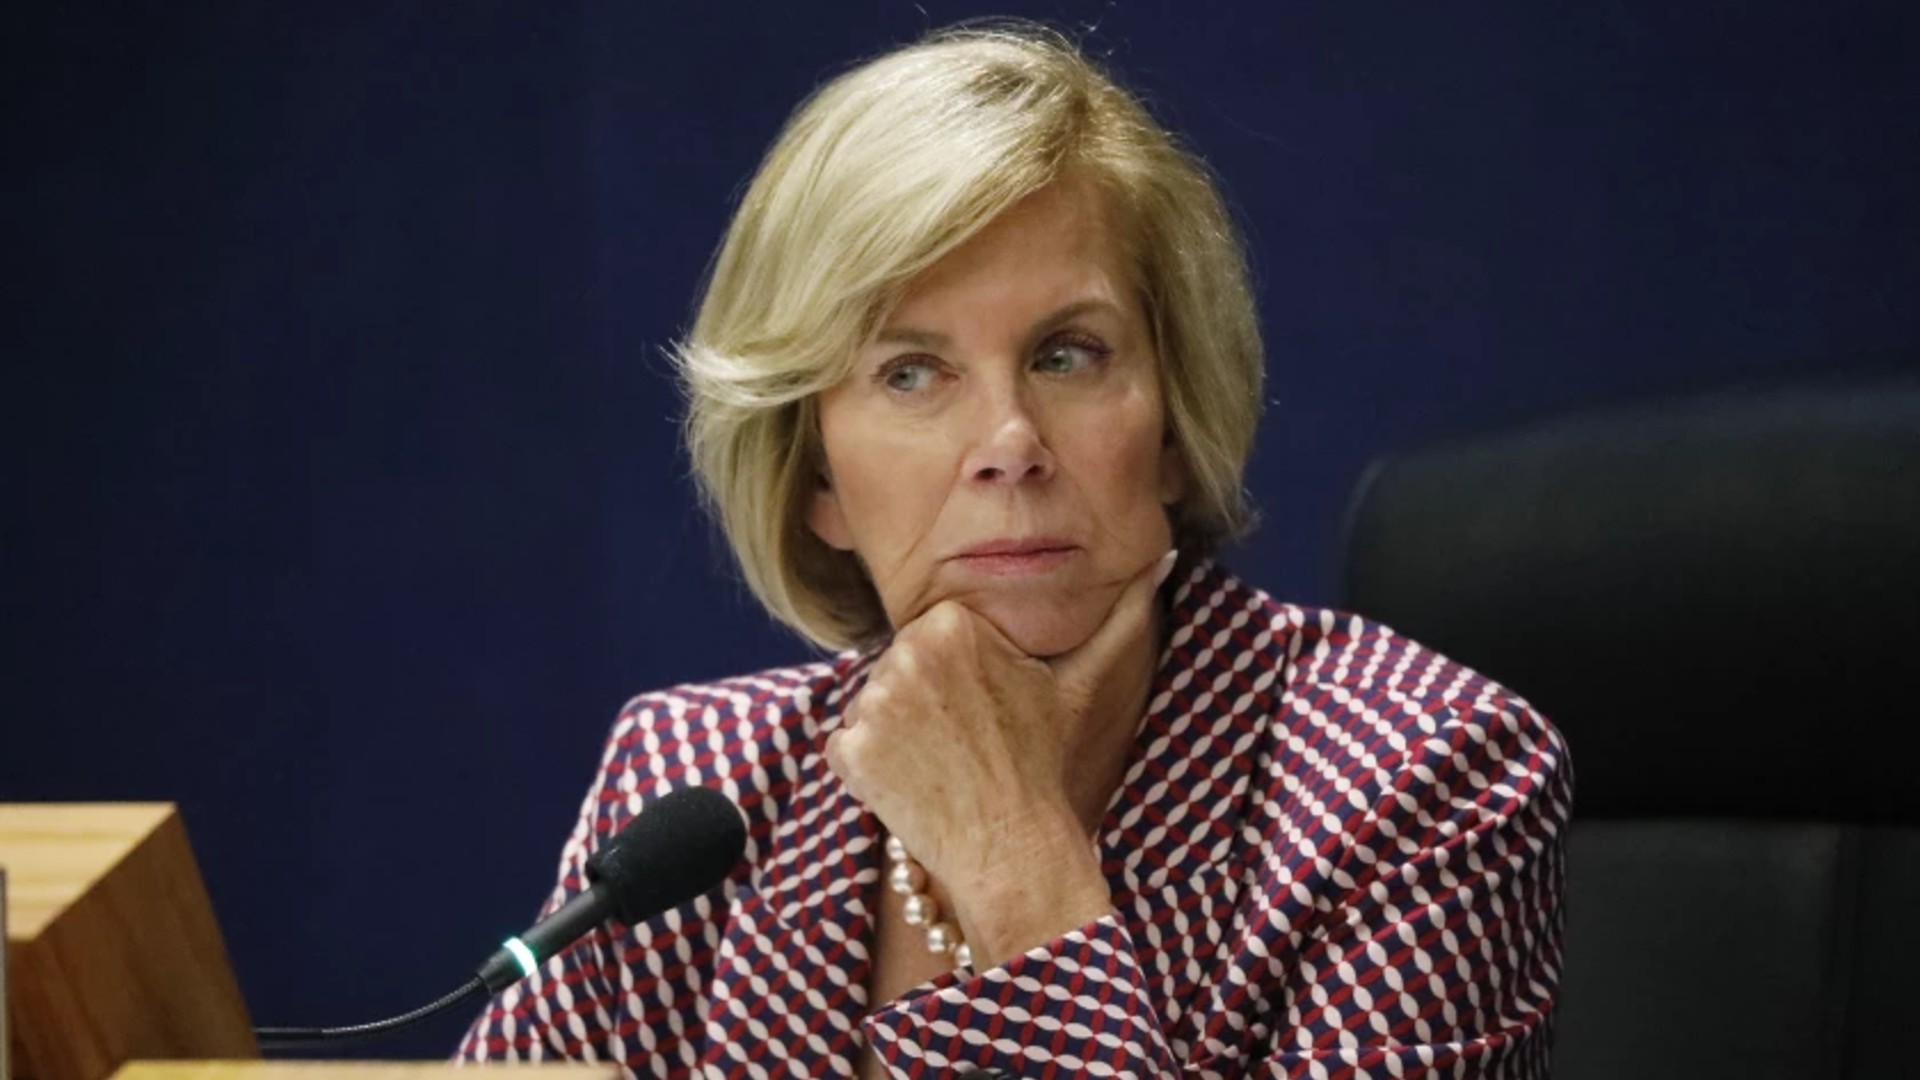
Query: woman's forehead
877 183 1138 337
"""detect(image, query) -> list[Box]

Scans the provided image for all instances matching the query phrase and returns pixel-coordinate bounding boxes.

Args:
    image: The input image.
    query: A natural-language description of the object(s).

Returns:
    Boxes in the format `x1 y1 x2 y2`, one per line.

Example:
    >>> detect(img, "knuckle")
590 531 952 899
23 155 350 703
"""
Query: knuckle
926 601 970 640
831 726 869 769
886 644 917 678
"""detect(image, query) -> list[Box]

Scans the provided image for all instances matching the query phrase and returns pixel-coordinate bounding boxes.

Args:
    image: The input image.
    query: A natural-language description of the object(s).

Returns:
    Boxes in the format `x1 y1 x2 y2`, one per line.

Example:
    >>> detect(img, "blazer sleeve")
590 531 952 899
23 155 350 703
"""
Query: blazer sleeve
861 914 1183 1077
1254 688 1572 1078
861 689 1571 1079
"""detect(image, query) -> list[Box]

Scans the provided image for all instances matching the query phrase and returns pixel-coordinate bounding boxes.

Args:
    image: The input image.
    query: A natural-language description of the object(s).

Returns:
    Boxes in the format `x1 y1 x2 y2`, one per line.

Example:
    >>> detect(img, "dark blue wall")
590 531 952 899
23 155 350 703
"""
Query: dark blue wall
6 0 1916 1056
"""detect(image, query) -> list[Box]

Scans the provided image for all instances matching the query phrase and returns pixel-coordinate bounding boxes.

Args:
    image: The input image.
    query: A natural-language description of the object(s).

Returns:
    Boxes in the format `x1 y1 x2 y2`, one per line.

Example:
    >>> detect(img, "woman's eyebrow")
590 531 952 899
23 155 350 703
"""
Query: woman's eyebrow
874 326 949 348
1032 298 1121 334
873 298 1122 349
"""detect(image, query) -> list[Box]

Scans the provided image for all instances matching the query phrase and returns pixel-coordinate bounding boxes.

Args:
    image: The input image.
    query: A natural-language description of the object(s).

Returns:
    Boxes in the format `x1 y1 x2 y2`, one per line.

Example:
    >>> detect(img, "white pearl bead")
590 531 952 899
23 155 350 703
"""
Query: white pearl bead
888 860 925 895
925 922 958 955
882 834 970 969
902 892 936 928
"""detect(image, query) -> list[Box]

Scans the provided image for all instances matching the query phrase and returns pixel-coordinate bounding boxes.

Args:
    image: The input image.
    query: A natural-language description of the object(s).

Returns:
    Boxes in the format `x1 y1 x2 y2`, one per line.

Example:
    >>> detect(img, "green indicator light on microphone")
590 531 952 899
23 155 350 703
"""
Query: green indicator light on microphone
503 936 538 978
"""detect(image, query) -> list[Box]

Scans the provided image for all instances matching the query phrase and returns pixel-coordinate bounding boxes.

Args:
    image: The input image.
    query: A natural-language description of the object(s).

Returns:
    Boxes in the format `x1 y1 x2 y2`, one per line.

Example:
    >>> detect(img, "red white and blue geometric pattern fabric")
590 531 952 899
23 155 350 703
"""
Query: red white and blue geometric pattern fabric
457 558 1572 1077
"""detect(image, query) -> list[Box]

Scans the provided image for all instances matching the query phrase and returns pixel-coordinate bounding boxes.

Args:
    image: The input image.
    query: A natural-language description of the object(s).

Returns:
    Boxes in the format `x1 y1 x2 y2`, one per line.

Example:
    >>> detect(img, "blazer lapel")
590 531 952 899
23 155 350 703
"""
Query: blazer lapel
1098 558 1282 1061
703 658 881 1077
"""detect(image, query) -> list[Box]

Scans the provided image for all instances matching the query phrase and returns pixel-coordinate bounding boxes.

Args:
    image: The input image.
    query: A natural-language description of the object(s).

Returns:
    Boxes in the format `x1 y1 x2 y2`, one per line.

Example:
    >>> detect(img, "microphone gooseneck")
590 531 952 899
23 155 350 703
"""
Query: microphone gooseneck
251 977 487 1048
254 785 747 1047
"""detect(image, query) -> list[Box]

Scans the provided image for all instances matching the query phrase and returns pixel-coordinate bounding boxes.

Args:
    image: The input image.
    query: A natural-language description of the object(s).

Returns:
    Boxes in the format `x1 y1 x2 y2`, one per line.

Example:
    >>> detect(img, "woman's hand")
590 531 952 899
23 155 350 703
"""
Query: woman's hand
825 549 1176 968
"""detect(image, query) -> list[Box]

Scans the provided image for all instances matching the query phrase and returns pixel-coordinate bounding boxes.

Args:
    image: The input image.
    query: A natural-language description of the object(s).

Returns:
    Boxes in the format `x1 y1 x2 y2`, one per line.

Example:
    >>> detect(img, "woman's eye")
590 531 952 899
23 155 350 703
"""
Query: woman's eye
881 360 938 392
1034 336 1110 375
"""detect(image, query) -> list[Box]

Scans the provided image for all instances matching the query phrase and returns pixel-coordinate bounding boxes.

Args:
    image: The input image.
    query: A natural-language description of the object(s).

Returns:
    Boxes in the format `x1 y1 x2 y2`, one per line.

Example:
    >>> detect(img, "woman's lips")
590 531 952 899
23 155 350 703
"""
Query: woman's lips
948 541 1082 576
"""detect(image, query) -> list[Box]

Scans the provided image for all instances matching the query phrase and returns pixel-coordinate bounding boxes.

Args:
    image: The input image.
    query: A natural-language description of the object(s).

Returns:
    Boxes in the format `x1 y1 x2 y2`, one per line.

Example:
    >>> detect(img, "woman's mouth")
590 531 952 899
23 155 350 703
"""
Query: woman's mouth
951 541 1081 577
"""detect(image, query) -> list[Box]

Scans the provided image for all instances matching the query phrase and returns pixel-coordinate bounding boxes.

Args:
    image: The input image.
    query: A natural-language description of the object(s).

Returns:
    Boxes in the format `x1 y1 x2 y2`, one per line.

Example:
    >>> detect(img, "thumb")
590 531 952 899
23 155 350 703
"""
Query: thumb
1050 548 1178 702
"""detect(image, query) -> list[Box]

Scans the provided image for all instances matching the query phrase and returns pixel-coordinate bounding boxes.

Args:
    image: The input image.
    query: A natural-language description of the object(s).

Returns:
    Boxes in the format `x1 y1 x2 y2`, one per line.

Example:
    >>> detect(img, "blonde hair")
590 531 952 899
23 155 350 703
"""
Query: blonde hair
672 21 1264 650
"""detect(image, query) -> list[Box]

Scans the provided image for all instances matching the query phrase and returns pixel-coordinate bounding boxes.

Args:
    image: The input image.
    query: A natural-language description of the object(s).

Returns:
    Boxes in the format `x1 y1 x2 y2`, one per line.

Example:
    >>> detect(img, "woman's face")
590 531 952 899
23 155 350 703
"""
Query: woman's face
808 182 1185 657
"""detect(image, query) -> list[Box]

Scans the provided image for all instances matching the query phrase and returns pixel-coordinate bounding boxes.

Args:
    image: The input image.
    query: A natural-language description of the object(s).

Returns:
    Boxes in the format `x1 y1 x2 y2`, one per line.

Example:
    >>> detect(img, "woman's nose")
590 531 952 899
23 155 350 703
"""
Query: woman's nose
963 396 1055 485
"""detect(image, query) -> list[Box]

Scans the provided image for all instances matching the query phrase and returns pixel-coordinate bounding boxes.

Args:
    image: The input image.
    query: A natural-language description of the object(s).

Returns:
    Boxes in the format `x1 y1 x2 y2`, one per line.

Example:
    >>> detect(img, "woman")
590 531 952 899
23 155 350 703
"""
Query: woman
460 22 1569 1079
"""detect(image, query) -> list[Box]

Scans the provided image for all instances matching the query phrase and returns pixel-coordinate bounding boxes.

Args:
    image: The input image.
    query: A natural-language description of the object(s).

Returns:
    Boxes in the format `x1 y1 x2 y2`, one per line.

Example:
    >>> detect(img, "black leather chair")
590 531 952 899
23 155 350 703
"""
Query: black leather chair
1338 378 1920 1080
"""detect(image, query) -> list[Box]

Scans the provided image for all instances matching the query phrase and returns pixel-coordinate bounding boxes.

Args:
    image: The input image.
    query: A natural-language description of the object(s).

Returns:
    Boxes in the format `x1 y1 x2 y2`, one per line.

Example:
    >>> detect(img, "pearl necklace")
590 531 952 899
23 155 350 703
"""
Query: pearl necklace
884 834 973 972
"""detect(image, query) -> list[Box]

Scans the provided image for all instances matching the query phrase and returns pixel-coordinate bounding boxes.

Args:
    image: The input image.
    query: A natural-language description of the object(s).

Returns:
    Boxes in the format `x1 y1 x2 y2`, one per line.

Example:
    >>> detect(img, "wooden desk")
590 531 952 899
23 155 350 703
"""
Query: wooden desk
2 804 255 1080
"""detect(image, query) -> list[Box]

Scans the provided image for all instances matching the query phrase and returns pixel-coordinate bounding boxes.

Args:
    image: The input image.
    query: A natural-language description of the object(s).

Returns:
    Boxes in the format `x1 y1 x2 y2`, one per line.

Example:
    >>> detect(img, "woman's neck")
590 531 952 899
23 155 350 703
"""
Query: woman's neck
1061 604 1164 834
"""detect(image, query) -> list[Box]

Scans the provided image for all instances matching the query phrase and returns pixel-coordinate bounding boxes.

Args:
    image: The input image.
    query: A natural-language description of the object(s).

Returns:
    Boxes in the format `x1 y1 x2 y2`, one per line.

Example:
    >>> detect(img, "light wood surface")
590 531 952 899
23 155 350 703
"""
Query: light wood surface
0 804 174 941
112 1066 621 1080
2 803 257 1080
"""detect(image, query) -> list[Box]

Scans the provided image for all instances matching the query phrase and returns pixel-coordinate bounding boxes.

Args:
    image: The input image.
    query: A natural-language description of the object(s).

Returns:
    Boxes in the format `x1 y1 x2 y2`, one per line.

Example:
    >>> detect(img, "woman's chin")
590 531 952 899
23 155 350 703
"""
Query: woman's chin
967 596 1104 660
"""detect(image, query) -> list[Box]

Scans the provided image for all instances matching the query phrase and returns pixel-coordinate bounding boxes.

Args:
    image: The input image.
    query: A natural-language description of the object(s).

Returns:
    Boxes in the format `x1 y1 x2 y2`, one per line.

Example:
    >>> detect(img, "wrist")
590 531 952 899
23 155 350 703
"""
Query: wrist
954 813 1112 969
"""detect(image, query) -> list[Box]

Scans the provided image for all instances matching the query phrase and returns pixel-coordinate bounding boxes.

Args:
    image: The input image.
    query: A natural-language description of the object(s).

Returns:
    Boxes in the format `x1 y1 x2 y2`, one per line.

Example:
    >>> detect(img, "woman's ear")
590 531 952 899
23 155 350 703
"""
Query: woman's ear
807 468 857 551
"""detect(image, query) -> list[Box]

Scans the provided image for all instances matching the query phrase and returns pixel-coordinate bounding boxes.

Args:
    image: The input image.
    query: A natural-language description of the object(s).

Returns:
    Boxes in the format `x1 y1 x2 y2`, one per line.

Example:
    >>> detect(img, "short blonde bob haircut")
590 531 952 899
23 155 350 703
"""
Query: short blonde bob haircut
673 21 1264 651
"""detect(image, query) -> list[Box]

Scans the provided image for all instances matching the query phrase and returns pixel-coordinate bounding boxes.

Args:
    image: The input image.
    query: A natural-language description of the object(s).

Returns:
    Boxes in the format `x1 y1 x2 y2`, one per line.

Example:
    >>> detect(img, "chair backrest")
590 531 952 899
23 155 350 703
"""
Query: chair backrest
1339 378 1920 1080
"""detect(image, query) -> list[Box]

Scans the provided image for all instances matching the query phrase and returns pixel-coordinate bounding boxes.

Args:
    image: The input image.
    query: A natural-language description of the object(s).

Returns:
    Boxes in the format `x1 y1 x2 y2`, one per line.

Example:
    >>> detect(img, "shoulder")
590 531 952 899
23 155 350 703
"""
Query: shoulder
1299 610 1570 838
1182 559 1570 810
582 651 872 827
606 652 863 772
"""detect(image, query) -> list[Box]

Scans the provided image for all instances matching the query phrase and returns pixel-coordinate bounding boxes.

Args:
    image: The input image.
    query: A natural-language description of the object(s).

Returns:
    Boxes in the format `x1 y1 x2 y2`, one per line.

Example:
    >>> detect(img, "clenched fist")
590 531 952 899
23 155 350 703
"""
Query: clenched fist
826 549 1177 967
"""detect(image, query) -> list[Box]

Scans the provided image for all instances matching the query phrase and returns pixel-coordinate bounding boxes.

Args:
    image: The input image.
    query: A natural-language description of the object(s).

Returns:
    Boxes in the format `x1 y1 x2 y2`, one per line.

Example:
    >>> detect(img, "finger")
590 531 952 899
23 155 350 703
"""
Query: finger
823 728 864 800
852 680 891 729
1049 548 1177 699
899 598 1022 674
824 728 847 774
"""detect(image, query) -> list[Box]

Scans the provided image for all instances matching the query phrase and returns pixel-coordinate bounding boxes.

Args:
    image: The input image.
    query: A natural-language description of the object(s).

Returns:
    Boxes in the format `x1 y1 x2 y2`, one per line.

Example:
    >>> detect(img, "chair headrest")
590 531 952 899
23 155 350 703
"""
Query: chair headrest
1341 379 1920 821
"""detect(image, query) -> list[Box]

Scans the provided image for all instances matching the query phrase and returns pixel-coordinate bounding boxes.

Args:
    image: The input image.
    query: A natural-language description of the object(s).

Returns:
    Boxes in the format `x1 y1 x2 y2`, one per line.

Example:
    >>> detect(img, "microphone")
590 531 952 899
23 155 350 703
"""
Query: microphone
255 785 747 1046
478 784 747 991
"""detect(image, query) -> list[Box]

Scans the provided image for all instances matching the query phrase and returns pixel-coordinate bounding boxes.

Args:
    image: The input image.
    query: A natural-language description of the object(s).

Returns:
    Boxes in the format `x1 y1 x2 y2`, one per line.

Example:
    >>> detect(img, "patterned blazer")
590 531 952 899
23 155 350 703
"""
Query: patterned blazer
458 558 1572 1078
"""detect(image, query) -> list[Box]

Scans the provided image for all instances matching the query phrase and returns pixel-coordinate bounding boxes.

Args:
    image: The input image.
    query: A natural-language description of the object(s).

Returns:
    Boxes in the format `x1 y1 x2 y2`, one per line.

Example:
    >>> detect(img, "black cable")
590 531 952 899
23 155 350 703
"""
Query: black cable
254 976 488 1048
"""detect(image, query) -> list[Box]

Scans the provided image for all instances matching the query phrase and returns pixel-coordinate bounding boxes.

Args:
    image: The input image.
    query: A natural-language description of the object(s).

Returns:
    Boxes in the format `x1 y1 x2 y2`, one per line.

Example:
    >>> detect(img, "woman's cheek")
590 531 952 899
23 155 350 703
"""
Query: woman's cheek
1084 417 1165 512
